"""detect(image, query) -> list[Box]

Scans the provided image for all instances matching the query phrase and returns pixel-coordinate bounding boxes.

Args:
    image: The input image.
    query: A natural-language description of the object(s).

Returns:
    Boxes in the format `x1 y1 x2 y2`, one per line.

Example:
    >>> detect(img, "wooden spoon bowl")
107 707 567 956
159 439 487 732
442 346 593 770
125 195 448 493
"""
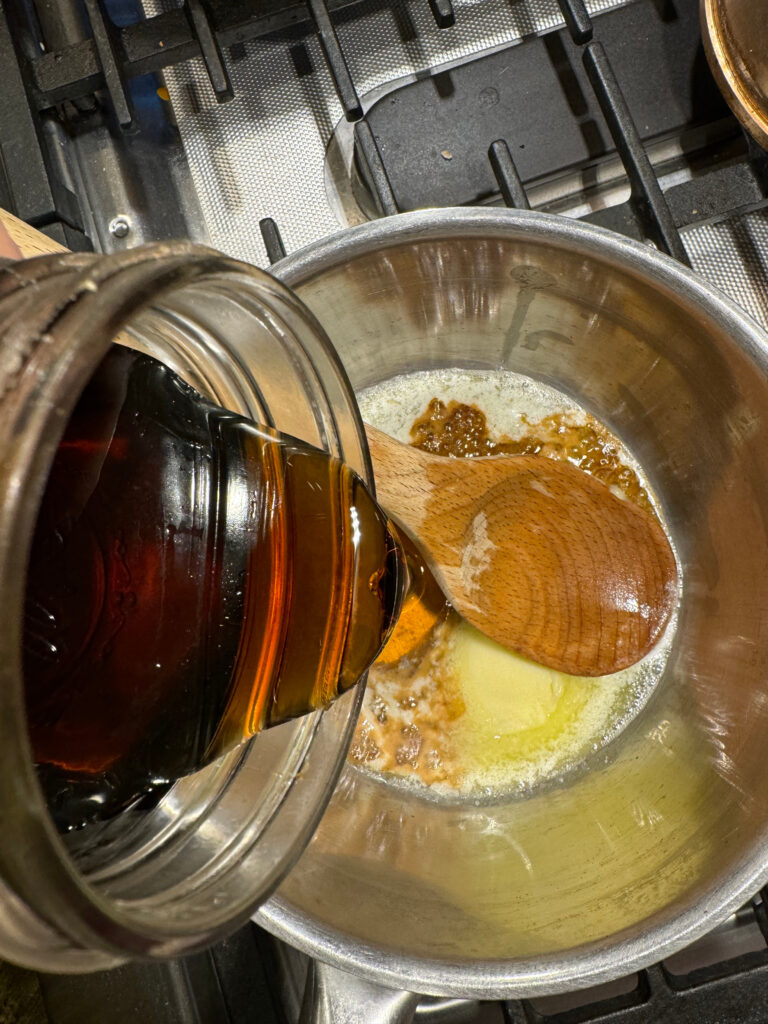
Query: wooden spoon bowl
366 425 678 677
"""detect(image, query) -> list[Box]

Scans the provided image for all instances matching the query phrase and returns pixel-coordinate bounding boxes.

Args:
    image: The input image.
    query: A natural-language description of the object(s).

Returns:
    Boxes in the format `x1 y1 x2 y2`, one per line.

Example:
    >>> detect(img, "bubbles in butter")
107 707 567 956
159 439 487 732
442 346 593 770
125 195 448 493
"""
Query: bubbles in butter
351 368 677 801
443 619 670 796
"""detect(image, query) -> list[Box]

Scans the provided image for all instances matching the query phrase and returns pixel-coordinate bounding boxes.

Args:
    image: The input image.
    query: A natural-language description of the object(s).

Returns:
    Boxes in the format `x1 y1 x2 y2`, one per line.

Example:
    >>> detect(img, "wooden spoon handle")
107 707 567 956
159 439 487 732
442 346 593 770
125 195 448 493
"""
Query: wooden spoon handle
366 425 434 524
0 209 66 258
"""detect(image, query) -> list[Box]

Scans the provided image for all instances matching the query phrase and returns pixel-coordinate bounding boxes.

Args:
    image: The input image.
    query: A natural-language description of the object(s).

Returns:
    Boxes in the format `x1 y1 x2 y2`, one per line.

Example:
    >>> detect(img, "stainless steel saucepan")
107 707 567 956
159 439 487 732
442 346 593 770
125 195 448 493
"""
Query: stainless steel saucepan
258 209 768 1021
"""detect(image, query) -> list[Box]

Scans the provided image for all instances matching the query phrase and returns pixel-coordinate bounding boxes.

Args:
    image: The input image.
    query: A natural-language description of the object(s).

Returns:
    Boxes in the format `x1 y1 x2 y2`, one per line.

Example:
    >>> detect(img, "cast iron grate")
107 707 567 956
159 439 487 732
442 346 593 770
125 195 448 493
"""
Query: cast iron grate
0 0 434 234
493 0 690 262
354 0 768 260
16 0 453 115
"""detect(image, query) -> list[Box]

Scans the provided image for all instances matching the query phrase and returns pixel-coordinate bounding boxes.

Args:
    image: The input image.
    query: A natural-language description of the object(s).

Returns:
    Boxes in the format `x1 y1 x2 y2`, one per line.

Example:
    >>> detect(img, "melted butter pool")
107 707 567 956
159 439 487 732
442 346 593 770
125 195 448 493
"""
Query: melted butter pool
350 368 678 801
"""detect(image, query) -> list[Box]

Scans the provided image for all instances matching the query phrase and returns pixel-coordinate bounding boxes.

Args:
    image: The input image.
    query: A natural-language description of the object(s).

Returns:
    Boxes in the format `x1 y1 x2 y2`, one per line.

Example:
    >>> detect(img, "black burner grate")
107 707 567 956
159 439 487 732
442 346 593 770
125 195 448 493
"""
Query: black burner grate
8 0 764 252
356 0 768 258
0 0 435 236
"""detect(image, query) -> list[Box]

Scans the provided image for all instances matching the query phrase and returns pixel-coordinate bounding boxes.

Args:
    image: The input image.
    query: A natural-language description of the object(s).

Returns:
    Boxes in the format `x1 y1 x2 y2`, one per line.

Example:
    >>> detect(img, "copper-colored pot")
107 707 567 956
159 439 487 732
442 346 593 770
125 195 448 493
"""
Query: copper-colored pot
701 0 768 149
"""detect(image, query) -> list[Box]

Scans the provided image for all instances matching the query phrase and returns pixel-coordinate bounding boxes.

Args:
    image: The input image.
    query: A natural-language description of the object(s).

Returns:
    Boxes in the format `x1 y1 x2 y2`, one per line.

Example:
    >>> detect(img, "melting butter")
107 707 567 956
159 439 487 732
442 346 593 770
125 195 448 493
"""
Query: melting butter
351 368 677 800
443 621 666 795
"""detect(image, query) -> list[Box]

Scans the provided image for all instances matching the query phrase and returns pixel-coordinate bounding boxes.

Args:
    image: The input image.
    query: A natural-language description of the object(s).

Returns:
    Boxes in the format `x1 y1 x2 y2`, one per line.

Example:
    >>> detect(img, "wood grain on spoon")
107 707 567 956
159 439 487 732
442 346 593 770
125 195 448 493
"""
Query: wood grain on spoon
0 209 65 258
366 425 678 677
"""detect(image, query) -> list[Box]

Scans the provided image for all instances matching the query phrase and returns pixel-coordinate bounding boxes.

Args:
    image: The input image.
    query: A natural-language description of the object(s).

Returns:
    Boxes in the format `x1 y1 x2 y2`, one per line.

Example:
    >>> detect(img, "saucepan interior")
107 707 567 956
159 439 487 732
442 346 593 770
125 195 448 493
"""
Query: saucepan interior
259 209 768 998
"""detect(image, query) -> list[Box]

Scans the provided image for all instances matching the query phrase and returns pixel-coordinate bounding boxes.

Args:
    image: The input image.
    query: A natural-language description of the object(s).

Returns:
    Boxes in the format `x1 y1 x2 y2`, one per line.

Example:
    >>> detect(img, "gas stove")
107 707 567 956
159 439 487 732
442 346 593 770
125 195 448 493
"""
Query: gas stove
3 0 767 324
2 0 768 1020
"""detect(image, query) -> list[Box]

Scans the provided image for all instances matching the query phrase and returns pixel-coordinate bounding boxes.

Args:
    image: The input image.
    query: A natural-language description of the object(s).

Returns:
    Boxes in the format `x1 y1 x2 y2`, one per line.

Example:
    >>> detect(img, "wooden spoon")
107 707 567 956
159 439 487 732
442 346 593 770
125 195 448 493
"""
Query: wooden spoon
366 425 678 677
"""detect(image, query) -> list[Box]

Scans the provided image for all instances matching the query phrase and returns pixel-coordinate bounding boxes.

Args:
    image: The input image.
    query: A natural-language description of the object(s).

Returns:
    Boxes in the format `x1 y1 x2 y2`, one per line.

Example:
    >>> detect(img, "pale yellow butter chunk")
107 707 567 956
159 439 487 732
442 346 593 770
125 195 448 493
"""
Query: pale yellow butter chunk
449 622 565 734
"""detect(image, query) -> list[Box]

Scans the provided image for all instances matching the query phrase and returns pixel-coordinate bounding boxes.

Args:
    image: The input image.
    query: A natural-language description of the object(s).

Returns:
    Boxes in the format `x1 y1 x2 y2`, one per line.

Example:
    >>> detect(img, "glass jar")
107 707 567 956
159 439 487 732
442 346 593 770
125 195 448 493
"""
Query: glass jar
0 242 370 970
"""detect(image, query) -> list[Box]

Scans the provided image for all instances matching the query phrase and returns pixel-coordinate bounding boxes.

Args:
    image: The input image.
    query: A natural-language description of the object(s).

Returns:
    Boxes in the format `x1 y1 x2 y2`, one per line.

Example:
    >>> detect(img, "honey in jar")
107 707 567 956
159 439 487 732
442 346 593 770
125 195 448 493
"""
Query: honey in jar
24 347 404 830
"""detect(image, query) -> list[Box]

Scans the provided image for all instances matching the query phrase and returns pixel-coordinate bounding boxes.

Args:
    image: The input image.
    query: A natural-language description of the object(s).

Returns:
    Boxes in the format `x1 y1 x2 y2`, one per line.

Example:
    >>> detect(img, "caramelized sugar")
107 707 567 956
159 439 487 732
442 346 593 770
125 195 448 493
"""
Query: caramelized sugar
348 615 465 787
411 397 652 512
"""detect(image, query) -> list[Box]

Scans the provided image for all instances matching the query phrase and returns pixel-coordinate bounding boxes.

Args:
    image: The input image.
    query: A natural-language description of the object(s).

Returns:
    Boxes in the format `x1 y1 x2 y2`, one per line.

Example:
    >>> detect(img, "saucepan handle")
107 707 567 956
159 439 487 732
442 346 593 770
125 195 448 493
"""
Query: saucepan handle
299 958 420 1024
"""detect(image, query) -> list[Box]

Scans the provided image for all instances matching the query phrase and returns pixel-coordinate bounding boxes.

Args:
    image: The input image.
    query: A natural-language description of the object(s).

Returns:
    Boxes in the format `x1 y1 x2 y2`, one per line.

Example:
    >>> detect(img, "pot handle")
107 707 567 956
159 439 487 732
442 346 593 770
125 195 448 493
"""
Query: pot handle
299 957 420 1024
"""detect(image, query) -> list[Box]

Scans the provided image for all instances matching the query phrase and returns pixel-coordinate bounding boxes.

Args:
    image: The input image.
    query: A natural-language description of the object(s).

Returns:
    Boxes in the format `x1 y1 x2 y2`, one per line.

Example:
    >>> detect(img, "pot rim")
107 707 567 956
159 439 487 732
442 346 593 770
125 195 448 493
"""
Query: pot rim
259 207 768 999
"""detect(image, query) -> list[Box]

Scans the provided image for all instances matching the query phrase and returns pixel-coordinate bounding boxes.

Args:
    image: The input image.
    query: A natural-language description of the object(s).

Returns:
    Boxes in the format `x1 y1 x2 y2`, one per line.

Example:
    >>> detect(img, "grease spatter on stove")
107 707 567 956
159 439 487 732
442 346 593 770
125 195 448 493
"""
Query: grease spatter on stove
349 369 676 801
